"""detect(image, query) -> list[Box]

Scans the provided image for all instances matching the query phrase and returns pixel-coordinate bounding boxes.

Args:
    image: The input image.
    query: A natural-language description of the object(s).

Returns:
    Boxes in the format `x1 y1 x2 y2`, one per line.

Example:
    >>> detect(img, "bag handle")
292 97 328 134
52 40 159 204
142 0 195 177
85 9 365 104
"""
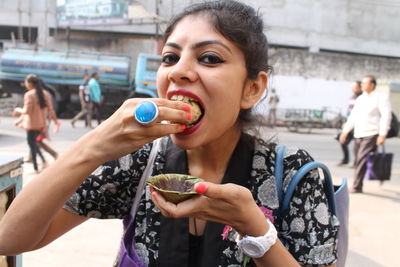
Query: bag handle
379 145 386 155
130 138 160 218
274 145 286 205
282 162 337 216
275 146 337 216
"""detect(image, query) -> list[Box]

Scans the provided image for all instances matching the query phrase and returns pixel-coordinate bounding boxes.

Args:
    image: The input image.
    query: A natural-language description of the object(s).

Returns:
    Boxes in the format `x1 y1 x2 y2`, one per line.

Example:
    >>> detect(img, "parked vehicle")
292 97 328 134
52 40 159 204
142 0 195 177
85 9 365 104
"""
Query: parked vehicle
282 107 345 133
130 53 161 98
0 48 161 116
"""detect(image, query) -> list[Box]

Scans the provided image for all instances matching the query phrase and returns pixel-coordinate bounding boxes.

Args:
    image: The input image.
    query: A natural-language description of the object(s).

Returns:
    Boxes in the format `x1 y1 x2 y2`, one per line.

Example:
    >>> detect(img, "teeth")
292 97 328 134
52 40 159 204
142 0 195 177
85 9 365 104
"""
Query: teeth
171 94 196 102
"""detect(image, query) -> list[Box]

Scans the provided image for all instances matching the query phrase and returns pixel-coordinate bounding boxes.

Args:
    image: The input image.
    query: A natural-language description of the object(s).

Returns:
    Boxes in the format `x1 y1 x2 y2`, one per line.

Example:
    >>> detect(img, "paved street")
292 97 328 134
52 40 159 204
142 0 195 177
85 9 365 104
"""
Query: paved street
1 115 399 267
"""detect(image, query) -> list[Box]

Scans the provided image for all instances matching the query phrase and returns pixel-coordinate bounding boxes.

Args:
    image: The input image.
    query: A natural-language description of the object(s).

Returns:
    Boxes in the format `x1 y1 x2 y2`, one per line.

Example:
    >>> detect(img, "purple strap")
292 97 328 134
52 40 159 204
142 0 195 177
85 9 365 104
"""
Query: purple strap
116 215 147 267
116 139 161 267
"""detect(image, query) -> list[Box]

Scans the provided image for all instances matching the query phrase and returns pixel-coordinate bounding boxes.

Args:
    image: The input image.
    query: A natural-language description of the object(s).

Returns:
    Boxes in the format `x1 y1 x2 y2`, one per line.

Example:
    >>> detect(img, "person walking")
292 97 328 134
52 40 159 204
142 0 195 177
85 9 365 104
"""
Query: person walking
71 74 92 128
12 74 56 173
339 75 392 193
267 88 279 127
21 79 60 162
89 72 102 126
337 81 362 166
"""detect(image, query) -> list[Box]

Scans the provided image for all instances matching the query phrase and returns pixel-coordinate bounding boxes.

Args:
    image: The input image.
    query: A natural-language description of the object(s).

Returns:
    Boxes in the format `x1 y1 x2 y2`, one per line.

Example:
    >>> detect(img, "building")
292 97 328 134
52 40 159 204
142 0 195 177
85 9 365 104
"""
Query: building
0 0 399 115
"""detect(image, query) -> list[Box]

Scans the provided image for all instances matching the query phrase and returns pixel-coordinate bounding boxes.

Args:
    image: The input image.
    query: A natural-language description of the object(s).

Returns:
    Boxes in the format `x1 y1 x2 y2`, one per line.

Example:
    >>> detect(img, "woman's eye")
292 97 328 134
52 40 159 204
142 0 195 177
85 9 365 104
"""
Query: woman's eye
199 54 225 65
162 54 179 65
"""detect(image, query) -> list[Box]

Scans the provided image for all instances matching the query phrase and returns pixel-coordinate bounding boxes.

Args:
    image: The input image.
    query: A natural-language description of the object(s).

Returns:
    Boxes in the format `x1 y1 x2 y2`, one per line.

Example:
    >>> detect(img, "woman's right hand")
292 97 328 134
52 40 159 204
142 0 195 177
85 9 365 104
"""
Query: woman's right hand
84 98 191 164
0 97 191 255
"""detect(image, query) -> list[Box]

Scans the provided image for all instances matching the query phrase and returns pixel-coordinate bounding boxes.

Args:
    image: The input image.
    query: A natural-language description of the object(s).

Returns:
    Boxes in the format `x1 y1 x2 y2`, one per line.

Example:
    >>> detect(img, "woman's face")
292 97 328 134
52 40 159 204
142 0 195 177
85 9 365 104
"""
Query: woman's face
157 15 250 148
24 80 34 90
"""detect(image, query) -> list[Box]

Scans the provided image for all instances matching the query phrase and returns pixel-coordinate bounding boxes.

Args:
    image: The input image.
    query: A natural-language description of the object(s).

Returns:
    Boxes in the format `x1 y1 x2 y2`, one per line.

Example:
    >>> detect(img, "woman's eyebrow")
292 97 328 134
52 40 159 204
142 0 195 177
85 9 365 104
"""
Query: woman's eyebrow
193 40 232 54
164 40 232 54
164 42 181 50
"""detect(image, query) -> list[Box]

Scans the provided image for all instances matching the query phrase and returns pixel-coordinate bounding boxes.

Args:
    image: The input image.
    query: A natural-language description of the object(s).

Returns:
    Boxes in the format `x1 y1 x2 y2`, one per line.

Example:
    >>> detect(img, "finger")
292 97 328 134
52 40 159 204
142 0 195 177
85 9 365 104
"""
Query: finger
124 98 191 126
138 122 187 137
194 182 250 203
151 191 174 217
155 98 191 112
151 189 207 218
127 98 190 113
157 106 192 125
151 191 191 218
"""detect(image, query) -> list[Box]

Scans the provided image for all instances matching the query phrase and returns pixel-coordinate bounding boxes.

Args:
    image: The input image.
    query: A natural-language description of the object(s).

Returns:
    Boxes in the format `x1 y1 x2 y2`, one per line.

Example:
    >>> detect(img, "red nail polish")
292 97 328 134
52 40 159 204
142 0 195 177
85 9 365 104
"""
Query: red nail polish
152 192 157 200
149 186 154 193
195 183 207 194
181 124 186 131
183 104 190 111
187 113 192 120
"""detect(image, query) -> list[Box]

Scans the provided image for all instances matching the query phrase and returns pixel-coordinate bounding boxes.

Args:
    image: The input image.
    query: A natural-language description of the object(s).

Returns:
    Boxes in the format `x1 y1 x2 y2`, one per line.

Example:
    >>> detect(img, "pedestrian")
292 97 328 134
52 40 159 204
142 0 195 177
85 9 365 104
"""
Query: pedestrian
267 88 279 127
336 81 362 166
71 74 92 128
89 72 102 126
12 74 55 173
0 1 339 266
339 75 392 193
19 79 60 163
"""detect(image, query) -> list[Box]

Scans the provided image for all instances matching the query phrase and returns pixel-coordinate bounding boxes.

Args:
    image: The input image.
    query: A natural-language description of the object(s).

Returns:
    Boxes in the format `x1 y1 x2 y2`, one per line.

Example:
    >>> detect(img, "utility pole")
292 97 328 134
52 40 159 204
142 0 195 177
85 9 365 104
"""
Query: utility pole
155 0 161 54
18 0 23 42
155 0 160 39
44 0 48 48
28 0 32 43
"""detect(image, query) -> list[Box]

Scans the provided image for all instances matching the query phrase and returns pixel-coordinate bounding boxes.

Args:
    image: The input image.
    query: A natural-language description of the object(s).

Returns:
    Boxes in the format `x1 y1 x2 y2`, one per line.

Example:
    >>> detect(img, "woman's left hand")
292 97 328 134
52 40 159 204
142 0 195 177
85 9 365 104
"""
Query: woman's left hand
12 107 22 117
151 182 268 237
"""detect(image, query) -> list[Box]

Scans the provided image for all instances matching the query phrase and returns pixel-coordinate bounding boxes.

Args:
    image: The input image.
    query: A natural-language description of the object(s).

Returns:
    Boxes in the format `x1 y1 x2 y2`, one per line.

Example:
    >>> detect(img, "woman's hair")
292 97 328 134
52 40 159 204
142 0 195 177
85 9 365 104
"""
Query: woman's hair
164 0 270 79
163 0 272 137
25 74 47 109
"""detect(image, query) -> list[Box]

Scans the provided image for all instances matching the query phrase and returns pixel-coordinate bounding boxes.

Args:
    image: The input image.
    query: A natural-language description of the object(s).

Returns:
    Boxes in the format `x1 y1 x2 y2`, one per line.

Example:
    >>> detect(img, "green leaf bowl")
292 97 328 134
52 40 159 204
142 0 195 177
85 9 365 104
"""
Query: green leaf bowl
147 173 204 204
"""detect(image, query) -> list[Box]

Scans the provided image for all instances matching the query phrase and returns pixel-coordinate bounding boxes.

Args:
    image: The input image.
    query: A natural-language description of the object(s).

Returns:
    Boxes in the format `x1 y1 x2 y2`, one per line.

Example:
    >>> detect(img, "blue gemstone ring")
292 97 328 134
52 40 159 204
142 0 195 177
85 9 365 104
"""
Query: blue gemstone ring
134 100 159 125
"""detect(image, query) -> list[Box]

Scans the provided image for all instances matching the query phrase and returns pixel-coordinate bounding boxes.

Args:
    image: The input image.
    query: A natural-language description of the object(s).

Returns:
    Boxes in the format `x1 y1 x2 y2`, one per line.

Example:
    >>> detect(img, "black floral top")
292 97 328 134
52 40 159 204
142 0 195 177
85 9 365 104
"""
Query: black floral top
64 134 339 266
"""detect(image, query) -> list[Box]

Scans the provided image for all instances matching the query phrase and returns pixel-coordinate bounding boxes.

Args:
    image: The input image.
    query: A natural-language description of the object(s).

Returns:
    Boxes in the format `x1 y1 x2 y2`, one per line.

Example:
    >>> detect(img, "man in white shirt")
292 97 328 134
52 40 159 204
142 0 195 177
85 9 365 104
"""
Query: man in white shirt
339 75 392 193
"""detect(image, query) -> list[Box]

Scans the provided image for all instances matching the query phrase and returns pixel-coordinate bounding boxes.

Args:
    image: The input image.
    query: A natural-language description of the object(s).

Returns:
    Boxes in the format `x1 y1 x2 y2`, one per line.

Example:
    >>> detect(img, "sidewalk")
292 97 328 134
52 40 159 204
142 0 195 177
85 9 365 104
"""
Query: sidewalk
21 145 123 267
338 174 400 267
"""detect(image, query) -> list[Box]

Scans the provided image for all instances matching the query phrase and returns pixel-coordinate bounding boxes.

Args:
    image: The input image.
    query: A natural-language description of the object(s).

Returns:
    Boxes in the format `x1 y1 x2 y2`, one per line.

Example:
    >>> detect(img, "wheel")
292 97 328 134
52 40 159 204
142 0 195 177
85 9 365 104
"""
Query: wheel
286 121 299 132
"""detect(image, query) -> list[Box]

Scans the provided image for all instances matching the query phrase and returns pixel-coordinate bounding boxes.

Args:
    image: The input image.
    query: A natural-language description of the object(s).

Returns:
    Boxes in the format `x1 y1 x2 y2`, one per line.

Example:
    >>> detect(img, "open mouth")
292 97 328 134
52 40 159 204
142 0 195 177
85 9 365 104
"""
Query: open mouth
170 94 204 128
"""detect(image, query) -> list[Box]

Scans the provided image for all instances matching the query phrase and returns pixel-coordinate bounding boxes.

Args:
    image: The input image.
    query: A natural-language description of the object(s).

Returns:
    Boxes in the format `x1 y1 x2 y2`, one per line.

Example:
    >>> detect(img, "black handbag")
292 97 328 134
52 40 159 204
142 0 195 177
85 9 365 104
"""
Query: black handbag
275 146 349 267
387 112 399 138
365 146 393 181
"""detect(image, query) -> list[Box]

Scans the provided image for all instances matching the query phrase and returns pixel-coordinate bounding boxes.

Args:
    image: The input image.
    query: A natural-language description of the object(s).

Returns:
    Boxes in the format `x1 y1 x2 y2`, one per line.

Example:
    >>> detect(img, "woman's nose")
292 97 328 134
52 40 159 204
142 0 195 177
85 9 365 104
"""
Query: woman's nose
168 56 198 83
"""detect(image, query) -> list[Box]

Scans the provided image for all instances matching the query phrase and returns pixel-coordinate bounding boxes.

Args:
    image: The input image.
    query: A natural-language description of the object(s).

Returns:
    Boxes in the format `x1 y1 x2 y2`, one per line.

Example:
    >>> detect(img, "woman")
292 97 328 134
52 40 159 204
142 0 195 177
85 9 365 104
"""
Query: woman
0 1 338 266
12 74 56 173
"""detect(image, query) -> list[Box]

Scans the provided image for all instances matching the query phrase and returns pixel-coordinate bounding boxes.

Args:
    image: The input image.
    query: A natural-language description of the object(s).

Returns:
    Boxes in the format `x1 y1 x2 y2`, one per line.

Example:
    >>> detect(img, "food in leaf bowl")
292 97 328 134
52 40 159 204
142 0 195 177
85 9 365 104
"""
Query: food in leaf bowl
147 173 204 204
